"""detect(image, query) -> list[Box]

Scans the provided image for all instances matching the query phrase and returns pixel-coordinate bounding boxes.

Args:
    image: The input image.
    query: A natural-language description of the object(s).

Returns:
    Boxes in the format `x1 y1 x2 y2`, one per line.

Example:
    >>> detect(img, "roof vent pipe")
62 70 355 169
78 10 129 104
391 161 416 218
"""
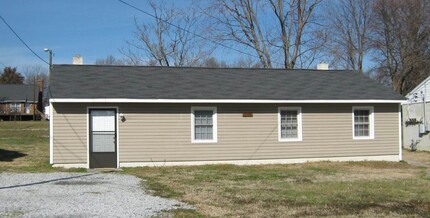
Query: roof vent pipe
73 54 83 65
317 62 329 70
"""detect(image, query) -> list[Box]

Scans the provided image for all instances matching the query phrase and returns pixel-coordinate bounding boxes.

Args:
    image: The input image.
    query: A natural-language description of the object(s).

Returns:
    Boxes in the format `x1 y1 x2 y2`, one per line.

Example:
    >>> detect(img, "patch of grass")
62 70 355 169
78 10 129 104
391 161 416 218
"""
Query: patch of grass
157 209 203 218
124 158 430 217
2 122 430 217
0 121 83 173
0 210 25 217
404 149 430 165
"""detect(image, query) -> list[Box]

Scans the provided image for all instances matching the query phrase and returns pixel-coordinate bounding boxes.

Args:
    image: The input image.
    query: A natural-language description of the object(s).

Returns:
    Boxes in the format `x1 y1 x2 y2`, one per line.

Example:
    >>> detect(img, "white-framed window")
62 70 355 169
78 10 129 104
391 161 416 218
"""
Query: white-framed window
278 107 302 142
10 103 21 113
352 106 374 139
191 107 217 143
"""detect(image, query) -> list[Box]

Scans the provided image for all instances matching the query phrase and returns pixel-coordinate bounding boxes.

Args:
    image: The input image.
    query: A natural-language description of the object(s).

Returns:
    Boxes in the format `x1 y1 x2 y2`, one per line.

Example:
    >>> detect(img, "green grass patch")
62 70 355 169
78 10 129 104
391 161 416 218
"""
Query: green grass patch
0 121 83 173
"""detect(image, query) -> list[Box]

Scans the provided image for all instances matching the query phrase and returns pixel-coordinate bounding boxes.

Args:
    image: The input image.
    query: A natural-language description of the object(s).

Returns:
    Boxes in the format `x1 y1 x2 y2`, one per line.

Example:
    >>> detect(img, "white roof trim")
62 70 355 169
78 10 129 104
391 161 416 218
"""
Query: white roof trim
49 98 406 104
405 75 430 97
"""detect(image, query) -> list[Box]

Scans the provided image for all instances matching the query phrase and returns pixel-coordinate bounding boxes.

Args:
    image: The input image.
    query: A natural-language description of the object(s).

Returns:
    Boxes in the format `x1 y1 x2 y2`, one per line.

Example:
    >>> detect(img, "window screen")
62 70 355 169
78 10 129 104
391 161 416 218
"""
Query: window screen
281 110 298 139
92 133 116 152
194 110 213 140
354 109 370 137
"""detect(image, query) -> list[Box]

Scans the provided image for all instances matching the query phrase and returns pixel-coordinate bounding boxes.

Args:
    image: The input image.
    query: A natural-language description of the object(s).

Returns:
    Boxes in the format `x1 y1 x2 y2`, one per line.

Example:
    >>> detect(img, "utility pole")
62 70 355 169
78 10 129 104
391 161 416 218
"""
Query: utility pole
33 76 36 121
44 48 52 83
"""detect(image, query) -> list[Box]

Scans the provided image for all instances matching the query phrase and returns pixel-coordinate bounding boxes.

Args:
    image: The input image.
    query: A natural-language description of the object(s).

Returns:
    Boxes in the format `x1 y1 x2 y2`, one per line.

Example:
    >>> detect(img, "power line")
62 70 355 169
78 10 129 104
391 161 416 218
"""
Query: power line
0 15 49 65
117 0 272 64
0 61 6 67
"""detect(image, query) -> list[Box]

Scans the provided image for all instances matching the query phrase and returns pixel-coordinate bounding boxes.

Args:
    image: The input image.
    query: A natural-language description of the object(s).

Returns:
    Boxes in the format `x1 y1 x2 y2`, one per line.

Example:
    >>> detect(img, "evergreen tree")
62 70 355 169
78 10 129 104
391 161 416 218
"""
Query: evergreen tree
0 67 24 84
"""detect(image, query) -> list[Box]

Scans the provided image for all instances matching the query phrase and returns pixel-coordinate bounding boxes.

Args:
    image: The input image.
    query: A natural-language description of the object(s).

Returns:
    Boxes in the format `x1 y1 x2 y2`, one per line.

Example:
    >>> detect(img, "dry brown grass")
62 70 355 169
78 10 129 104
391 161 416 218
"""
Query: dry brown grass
2 123 429 217
404 149 430 165
124 157 430 217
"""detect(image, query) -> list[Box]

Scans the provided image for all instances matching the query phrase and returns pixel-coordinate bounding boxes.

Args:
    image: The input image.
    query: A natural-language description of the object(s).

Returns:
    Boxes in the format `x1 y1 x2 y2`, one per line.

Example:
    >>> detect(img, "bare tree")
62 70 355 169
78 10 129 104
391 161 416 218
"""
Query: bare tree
323 0 373 72
95 55 126 65
269 0 324 69
209 0 272 67
371 0 430 94
200 57 229 68
22 65 49 103
122 1 210 66
206 0 324 69
232 57 262 68
22 65 48 85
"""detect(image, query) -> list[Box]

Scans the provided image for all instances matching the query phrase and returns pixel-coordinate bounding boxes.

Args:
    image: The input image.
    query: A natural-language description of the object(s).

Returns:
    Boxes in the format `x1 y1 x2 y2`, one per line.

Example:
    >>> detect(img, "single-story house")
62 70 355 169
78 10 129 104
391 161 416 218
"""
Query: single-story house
402 76 430 151
0 84 42 121
49 65 405 168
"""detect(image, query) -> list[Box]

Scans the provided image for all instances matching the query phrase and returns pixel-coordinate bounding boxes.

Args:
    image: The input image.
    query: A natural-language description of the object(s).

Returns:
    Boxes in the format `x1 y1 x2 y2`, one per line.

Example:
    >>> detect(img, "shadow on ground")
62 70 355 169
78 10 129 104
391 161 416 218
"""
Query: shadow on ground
0 149 27 162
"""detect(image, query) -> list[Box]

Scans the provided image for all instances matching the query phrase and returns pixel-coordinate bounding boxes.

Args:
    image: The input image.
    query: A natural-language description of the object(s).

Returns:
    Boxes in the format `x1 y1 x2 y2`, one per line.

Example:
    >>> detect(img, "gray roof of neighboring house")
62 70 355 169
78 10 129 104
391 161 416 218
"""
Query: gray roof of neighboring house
50 64 405 101
0 84 38 103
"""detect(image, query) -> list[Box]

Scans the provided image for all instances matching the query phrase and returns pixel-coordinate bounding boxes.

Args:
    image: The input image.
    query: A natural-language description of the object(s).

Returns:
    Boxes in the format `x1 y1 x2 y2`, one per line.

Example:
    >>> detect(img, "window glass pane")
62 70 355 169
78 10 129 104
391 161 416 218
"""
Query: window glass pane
10 103 21 113
354 109 370 137
194 110 214 140
92 110 115 131
92 132 115 152
281 110 298 139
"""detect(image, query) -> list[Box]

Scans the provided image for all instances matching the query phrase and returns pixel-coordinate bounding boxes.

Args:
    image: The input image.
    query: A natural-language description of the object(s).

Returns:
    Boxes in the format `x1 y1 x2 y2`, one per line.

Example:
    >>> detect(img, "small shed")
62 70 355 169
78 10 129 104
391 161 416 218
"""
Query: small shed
49 65 405 168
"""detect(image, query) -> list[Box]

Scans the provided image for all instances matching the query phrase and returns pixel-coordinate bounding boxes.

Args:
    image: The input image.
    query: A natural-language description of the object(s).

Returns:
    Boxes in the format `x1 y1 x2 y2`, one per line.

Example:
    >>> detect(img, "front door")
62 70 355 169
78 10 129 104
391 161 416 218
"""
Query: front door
89 109 117 168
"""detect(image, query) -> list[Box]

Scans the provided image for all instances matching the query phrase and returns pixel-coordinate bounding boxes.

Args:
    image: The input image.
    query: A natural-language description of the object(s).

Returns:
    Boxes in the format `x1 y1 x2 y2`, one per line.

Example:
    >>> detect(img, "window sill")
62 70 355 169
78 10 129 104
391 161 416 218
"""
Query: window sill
279 138 302 142
353 136 374 140
191 139 218 143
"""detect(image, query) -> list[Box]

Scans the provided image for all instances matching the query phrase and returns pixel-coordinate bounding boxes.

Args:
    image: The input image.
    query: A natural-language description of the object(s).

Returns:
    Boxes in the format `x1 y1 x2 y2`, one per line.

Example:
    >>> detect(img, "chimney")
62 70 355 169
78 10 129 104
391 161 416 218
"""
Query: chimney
317 62 329 70
73 54 83 65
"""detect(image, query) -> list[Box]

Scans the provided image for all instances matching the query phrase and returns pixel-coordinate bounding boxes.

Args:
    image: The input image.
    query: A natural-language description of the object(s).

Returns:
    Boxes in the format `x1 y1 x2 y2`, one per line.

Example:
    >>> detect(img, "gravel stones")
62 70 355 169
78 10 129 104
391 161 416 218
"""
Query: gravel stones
0 173 190 217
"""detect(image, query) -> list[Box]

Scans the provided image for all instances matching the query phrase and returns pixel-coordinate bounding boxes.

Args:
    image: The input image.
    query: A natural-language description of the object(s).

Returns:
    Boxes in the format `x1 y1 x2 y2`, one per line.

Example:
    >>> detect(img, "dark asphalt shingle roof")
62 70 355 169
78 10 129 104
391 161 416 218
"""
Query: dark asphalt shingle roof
0 84 38 102
50 65 405 101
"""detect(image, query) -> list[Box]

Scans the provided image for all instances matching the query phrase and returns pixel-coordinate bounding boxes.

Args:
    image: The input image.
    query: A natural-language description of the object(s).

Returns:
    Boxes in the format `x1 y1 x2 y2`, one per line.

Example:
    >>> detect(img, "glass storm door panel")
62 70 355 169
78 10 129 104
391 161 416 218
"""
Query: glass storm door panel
89 109 117 168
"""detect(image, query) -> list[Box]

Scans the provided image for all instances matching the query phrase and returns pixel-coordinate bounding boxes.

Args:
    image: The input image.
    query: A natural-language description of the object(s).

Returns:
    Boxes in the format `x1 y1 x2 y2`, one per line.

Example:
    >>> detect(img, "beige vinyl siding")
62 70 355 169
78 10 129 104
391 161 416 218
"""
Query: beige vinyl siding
52 103 87 164
52 103 399 164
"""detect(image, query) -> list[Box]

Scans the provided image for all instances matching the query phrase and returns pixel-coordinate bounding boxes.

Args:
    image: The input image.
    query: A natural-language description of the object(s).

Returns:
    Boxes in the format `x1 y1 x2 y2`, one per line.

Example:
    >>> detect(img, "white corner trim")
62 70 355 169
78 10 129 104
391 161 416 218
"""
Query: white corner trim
119 155 400 167
398 104 403 161
49 101 53 164
50 98 406 104
352 106 375 140
191 106 218 143
52 163 88 168
278 106 303 142
86 108 89 169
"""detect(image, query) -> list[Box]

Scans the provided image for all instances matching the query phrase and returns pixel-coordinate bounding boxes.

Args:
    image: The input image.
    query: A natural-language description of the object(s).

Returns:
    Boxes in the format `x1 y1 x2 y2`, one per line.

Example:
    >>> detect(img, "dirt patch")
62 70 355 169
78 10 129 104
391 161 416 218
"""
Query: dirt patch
404 150 430 166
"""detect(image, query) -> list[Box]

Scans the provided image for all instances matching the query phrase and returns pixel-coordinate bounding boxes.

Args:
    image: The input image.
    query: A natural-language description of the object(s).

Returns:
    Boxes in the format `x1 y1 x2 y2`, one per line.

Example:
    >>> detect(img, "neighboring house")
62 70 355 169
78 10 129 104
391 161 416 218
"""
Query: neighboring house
0 84 42 121
402 76 430 151
49 65 405 169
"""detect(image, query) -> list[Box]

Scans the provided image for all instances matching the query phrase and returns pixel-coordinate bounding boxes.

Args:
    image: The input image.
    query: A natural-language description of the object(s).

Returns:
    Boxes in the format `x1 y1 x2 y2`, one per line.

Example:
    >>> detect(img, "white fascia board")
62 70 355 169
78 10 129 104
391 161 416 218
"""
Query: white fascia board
49 98 406 104
405 75 430 97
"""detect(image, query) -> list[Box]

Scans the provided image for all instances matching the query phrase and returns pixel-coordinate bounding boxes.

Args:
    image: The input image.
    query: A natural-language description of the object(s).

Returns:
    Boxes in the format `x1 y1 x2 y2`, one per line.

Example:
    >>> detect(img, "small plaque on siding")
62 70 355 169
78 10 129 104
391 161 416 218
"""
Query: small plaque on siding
243 112 253 117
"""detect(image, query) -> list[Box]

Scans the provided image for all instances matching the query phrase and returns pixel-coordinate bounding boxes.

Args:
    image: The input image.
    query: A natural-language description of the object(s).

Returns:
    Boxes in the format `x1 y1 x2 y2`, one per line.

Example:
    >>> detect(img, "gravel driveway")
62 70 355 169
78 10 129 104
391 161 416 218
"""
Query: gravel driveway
0 173 190 217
